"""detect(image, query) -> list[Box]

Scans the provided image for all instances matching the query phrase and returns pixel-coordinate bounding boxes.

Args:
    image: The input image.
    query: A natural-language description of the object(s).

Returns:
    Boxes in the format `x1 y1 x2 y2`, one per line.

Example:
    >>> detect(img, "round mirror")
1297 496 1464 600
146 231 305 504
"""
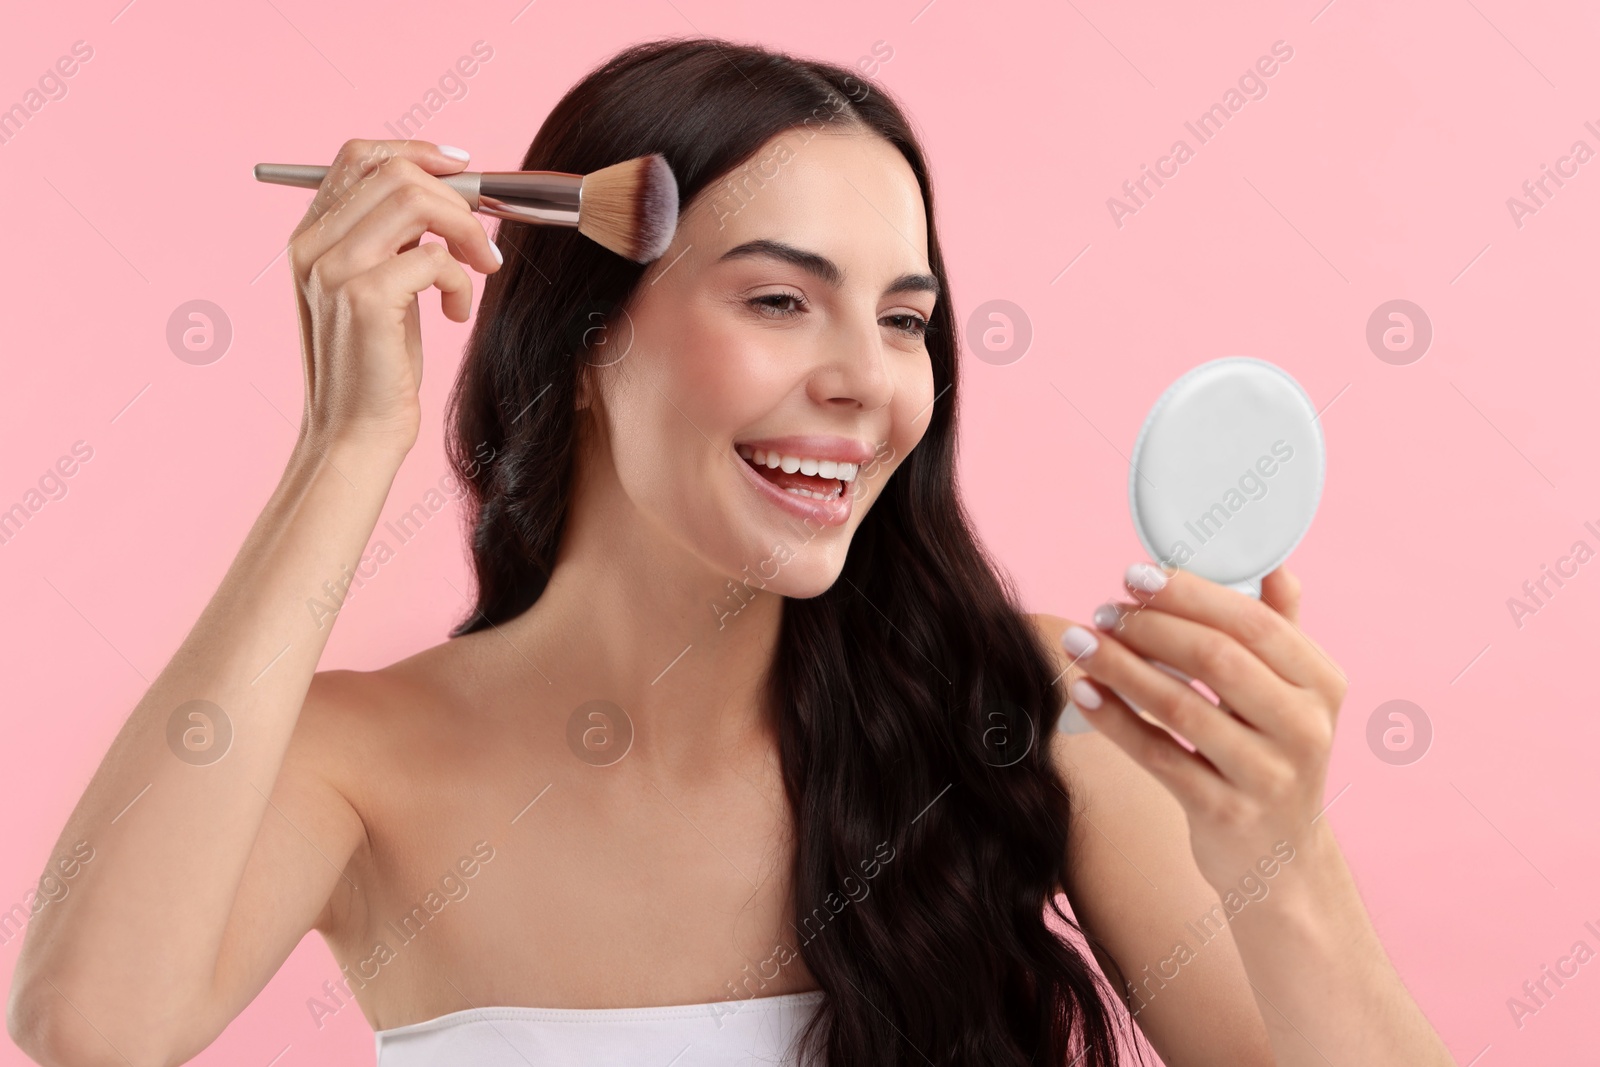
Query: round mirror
1128 356 1325 599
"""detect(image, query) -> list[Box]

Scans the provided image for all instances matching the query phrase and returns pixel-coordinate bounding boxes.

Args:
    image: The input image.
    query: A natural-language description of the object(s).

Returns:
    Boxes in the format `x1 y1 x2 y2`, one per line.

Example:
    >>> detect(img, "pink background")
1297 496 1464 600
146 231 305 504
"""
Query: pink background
3 0 1598 1063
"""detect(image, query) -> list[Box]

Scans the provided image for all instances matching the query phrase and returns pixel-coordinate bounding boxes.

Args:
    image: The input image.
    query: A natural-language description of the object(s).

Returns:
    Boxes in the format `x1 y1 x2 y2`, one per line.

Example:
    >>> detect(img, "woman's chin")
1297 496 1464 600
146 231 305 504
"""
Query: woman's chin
708 538 849 604
768 570 844 601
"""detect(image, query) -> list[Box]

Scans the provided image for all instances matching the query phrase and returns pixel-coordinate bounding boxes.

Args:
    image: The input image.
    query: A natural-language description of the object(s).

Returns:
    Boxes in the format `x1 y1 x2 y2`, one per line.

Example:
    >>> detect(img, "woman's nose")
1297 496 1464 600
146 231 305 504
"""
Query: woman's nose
807 316 895 411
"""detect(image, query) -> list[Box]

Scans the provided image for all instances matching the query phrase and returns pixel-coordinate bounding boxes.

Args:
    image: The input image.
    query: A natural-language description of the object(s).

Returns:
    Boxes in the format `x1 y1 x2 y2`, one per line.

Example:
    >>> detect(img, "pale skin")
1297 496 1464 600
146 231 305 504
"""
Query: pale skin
4 130 1451 1067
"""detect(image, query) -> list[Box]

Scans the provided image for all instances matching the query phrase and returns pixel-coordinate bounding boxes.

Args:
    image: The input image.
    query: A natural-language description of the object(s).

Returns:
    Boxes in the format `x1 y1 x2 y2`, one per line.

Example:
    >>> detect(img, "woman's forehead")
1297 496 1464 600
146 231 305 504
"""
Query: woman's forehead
678 129 931 283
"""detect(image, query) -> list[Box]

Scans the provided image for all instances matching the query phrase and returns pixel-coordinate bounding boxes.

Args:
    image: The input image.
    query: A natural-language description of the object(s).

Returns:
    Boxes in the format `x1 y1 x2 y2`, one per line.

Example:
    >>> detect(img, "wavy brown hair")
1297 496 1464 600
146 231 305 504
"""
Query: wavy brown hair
445 35 1138 1067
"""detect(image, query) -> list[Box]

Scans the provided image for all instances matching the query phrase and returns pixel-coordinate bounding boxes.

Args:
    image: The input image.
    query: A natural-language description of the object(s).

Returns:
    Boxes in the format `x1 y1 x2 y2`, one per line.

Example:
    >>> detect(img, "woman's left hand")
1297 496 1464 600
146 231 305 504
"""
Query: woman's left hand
1059 562 1347 894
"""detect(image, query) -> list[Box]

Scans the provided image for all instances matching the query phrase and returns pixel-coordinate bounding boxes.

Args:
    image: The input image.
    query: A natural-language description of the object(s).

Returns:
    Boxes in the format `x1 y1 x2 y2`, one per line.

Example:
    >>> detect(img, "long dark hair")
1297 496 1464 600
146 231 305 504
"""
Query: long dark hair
445 36 1137 1067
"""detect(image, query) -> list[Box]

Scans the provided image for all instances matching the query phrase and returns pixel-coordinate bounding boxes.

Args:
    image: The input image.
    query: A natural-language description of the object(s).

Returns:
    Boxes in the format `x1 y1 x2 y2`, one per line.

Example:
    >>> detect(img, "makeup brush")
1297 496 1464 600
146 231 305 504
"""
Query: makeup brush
253 153 680 264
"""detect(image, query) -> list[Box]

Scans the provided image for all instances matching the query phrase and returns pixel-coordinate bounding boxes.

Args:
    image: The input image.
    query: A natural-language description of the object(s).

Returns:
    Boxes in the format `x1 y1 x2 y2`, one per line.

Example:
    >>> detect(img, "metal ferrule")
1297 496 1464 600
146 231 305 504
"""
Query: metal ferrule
450 171 582 227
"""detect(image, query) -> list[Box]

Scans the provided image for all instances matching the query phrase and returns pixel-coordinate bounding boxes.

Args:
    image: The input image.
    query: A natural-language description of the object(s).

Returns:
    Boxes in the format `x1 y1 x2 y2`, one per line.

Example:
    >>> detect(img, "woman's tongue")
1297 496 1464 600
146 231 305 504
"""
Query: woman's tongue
749 458 838 495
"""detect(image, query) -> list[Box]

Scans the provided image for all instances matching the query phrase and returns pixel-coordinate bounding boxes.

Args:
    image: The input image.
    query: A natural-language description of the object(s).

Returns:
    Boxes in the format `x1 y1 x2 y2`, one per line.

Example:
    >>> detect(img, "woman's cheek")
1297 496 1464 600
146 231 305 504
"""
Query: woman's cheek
681 332 790 421
893 364 936 447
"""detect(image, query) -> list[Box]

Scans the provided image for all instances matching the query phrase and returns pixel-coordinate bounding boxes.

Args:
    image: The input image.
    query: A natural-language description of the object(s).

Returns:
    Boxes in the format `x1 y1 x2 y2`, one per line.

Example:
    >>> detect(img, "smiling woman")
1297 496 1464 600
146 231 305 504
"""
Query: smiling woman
426 40 1136 1064
8 34 1451 1067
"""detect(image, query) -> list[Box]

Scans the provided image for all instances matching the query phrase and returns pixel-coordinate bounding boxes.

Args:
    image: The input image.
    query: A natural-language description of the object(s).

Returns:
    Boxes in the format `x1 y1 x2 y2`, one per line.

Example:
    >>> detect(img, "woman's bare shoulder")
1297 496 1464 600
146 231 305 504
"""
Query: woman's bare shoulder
288 635 486 785
301 640 452 722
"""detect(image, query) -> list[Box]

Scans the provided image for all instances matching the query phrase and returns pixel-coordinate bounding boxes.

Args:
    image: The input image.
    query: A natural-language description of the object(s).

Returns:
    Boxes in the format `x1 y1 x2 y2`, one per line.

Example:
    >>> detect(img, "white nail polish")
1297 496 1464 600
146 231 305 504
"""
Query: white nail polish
1126 562 1168 593
1060 625 1099 659
490 242 503 266
438 145 471 161
1068 678 1102 710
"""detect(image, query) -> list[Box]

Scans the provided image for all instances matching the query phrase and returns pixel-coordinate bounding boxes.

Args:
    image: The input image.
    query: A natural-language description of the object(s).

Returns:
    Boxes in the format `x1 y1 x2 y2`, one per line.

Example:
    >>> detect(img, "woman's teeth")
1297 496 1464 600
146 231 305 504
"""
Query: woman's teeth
735 446 860 482
783 484 842 499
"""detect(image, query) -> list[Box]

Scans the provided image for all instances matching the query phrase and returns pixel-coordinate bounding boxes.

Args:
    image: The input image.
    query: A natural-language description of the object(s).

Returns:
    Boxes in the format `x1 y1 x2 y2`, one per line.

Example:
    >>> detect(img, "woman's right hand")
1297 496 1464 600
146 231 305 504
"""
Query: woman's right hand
288 138 503 457
7 138 506 1067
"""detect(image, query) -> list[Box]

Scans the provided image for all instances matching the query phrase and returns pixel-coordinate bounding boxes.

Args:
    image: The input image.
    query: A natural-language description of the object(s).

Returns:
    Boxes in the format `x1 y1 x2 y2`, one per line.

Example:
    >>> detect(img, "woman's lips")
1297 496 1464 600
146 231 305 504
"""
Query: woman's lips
734 452 853 526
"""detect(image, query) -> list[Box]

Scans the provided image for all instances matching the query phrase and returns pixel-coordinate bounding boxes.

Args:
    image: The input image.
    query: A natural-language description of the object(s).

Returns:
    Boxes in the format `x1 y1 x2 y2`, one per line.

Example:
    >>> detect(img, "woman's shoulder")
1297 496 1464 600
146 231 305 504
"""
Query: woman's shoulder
287 635 494 794
301 639 462 730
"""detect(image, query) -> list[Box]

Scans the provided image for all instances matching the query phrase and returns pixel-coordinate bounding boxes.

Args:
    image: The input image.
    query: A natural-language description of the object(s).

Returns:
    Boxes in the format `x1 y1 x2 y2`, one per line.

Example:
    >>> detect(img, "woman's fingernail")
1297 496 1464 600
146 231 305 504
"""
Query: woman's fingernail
490 242 503 266
1061 625 1099 659
1092 603 1121 631
1068 678 1102 710
438 145 471 161
1126 562 1168 593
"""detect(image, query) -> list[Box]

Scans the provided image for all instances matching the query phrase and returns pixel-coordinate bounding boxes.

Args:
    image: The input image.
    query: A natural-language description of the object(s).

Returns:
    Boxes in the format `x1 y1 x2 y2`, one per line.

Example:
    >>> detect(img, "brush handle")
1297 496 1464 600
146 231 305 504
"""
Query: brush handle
252 163 584 227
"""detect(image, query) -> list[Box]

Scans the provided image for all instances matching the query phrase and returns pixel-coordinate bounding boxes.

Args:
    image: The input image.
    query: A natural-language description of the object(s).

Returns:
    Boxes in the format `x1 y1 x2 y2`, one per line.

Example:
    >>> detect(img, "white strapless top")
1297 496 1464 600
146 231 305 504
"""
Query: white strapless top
374 989 828 1066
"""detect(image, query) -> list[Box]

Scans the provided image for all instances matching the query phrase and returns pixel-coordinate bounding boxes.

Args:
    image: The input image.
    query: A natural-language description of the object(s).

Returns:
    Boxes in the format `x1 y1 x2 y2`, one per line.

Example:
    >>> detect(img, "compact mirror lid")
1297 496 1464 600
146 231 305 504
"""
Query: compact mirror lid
1128 356 1325 598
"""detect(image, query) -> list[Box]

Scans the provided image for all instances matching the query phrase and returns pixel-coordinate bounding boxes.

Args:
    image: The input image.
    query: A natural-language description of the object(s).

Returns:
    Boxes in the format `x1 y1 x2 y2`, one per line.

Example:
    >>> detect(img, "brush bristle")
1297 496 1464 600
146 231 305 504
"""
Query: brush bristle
578 154 680 263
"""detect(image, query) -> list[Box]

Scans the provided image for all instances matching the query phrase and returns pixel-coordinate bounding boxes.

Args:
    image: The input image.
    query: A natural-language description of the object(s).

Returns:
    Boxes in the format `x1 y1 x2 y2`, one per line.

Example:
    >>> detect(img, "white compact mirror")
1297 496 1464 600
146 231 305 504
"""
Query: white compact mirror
1060 356 1326 734
1128 356 1325 599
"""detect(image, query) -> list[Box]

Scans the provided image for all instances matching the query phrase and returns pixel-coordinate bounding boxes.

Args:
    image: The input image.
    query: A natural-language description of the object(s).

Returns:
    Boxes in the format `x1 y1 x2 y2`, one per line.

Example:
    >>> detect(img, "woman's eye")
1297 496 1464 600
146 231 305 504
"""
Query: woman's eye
749 292 806 317
882 313 930 339
747 293 929 341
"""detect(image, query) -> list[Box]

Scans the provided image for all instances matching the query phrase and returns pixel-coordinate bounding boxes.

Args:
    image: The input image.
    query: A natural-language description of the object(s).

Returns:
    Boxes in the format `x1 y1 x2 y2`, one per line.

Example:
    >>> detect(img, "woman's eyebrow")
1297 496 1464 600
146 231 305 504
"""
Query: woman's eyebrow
718 238 940 299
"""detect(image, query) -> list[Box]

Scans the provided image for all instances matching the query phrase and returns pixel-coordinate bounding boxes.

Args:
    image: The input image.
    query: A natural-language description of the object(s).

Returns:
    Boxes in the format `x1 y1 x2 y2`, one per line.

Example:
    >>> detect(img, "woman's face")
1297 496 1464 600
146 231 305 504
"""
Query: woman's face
586 126 939 600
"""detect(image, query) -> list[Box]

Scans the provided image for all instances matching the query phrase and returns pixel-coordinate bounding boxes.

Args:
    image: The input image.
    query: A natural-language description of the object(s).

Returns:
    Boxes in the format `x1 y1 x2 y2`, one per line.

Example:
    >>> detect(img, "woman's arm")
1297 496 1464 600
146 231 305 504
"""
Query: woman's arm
1032 565 1451 1065
6 442 395 1067
6 137 501 1066
1038 614 1274 1065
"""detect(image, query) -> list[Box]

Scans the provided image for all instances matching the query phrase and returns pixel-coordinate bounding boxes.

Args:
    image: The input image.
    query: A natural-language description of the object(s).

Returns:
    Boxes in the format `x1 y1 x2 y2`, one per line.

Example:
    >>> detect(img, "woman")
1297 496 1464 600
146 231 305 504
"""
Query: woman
8 37 1451 1066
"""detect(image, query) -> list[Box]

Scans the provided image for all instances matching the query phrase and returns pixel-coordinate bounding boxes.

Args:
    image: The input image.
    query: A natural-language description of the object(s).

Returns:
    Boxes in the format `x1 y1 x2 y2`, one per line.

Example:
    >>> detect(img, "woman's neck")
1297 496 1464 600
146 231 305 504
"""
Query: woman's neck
485 494 787 783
